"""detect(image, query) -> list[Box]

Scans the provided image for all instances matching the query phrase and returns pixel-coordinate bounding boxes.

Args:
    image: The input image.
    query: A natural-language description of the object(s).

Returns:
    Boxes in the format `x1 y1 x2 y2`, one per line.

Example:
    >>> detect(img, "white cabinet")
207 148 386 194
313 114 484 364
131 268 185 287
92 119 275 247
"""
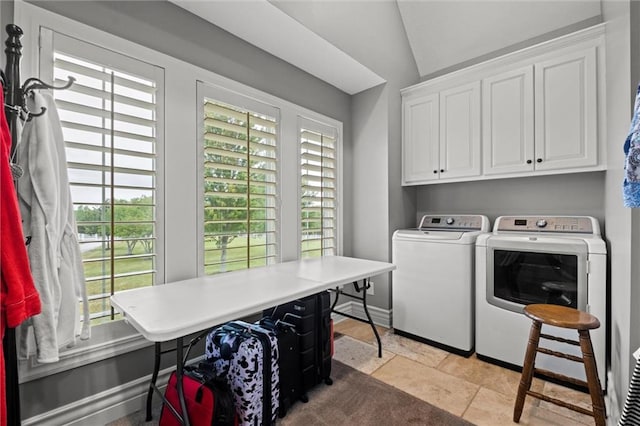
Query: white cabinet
534 47 598 171
483 47 598 176
402 81 480 184
401 25 604 186
439 82 481 180
403 93 439 183
482 66 534 175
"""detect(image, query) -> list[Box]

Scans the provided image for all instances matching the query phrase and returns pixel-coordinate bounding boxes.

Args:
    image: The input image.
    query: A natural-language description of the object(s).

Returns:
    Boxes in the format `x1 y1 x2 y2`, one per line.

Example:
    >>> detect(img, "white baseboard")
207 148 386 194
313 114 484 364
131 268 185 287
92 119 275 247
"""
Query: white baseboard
332 301 391 328
23 367 172 426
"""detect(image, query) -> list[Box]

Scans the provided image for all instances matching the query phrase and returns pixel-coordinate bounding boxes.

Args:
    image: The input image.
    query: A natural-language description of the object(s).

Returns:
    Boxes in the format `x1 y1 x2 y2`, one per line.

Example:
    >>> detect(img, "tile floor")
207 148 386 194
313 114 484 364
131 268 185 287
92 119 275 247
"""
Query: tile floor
333 318 598 426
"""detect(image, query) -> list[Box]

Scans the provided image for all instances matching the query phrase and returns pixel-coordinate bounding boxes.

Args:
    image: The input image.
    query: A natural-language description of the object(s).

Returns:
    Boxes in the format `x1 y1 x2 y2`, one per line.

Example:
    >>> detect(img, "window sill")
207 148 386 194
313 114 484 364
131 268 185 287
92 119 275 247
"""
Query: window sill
18 320 151 383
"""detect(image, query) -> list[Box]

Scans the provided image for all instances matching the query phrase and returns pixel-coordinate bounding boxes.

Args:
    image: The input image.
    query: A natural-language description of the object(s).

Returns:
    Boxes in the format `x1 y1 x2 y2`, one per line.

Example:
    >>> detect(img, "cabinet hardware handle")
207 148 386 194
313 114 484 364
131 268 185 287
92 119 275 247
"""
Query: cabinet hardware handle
526 159 532 164
440 169 444 173
536 158 543 163
433 170 438 174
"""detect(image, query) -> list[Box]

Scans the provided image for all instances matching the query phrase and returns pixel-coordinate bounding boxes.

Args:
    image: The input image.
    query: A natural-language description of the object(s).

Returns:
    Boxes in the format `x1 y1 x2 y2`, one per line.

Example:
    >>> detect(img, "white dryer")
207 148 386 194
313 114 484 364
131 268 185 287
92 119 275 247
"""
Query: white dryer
392 214 490 356
475 215 607 388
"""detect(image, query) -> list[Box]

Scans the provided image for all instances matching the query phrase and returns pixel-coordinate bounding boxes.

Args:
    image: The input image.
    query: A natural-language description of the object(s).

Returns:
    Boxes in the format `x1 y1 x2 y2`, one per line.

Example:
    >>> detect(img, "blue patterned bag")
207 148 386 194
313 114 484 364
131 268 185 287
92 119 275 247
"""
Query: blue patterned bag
623 84 640 207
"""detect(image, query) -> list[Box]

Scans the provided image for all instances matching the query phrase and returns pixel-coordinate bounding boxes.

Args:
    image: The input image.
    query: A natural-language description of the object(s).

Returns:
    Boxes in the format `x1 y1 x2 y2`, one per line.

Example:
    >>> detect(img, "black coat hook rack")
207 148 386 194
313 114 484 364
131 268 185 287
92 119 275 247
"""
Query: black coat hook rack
2 22 74 426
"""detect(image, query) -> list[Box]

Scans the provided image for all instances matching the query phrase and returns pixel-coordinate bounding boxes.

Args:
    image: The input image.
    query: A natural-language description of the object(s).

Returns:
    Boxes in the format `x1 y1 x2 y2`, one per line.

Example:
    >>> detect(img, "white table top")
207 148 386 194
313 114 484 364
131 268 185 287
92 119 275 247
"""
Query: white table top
110 256 395 342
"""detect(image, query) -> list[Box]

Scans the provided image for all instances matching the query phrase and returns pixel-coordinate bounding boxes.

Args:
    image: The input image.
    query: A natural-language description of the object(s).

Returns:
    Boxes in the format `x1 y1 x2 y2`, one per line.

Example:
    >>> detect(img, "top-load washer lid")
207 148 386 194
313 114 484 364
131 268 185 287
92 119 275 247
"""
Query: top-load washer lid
392 214 490 242
394 229 466 240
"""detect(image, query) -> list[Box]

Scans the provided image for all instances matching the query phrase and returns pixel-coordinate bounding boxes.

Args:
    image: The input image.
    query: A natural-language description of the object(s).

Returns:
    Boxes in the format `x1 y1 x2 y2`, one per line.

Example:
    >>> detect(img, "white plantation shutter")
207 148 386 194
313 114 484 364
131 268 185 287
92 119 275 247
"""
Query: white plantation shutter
300 119 338 258
202 97 278 274
45 29 164 325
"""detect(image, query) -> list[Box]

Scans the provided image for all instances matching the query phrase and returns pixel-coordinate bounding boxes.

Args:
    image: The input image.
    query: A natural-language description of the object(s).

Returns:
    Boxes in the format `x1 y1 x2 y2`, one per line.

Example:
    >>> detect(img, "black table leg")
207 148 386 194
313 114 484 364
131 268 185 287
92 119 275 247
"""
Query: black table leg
175 337 190 426
361 279 382 358
146 342 161 421
330 278 383 358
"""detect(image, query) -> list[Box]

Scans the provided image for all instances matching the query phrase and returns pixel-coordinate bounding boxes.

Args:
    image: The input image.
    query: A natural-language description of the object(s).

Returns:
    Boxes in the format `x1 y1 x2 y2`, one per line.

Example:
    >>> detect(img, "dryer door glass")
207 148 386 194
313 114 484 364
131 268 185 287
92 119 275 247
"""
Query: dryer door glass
486 242 588 313
495 250 578 305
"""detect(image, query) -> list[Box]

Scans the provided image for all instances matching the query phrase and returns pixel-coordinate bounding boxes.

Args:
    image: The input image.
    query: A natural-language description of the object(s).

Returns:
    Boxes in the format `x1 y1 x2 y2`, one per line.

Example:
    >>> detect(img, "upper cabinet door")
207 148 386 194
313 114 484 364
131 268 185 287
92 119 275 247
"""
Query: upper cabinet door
534 47 598 171
482 66 534 175
439 81 481 180
402 93 440 184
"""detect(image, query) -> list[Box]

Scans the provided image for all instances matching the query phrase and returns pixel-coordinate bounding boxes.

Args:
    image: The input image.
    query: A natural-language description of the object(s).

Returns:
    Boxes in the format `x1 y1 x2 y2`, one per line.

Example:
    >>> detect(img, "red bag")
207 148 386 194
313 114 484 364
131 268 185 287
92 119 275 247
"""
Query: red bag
159 365 237 426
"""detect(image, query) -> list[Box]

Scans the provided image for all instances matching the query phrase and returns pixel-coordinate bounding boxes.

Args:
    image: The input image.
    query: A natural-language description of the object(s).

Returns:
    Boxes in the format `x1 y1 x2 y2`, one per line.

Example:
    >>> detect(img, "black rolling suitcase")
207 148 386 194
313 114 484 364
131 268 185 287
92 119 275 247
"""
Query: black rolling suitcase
257 317 304 417
263 291 333 399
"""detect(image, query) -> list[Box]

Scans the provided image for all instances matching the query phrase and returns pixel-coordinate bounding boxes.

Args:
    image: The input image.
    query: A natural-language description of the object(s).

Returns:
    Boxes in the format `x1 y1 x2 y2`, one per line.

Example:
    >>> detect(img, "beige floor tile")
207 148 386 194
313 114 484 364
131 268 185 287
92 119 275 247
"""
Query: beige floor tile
537 381 599 424
332 334 395 374
463 386 530 425
336 319 451 368
378 331 450 368
464 386 591 426
333 318 597 425
438 354 545 397
522 401 595 426
334 318 387 343
371 355 479 417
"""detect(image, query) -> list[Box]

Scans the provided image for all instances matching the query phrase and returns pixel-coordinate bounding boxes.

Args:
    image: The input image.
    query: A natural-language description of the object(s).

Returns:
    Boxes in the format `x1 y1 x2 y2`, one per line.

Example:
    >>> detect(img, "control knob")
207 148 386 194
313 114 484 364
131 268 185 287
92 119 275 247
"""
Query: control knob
536 219 548 228
446 217 455 225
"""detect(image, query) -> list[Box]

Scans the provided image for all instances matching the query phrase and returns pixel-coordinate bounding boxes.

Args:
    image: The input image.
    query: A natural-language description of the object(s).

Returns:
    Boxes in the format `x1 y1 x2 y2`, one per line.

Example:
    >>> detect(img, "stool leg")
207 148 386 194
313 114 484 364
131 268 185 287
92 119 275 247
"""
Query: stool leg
578 330 606 426
514 320 542 423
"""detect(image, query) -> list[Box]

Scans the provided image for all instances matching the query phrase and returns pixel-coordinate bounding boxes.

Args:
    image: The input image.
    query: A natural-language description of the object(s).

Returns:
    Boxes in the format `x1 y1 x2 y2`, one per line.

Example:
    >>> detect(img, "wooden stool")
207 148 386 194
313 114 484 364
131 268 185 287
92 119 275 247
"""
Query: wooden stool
513 304 606 426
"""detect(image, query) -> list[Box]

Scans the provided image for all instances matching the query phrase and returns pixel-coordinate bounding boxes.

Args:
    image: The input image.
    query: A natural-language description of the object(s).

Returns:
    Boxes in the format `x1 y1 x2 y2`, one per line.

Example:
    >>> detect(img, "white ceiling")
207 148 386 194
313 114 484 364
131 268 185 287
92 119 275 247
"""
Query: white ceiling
169 0 602 95
396 0 602 77
168 0 386 94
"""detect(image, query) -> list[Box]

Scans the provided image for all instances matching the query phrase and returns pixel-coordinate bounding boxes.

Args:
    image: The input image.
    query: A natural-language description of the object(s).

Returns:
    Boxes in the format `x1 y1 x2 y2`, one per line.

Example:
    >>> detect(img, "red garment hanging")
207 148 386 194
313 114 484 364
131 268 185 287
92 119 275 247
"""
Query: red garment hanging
0 86 41 426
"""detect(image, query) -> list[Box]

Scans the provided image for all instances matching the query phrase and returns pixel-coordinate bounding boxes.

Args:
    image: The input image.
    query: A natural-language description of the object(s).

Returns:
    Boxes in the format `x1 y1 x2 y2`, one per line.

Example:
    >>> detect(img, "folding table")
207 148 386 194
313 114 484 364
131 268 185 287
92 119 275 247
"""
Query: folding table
111 255 394 426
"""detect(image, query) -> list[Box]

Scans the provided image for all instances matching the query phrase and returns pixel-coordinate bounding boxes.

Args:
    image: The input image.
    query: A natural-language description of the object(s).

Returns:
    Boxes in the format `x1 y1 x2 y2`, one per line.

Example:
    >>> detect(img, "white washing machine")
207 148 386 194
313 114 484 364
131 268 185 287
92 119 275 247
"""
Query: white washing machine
475 216 607 388
392 214 490 356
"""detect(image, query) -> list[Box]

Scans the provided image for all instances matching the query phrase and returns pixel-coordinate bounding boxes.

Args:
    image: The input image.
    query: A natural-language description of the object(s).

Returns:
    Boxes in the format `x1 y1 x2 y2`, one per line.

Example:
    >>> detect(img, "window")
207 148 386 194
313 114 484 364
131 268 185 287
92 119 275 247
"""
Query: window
300 119 338 258
23 2 340 379
201 94 278 274
42 29 164 325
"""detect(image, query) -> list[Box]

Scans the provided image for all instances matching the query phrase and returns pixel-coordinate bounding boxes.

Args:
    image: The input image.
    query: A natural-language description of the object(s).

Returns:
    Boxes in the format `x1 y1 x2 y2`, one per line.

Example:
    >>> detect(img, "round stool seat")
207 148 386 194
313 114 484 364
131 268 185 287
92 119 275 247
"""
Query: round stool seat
524 304 600 330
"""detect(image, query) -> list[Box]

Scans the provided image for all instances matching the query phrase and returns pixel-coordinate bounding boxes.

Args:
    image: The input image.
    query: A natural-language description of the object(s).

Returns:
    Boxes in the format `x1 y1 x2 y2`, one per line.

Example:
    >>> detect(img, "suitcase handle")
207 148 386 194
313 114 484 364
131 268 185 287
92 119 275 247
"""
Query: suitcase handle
209 328 244 360
183 328 212 364
281 312 302 324
259 316 296 331
219 333 241 360
276 319 296 329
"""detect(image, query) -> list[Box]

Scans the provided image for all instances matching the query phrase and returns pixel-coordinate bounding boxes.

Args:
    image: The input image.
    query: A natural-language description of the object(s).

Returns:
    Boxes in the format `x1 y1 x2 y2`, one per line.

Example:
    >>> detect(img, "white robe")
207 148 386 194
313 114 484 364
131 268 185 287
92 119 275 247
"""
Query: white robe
16 92 90 363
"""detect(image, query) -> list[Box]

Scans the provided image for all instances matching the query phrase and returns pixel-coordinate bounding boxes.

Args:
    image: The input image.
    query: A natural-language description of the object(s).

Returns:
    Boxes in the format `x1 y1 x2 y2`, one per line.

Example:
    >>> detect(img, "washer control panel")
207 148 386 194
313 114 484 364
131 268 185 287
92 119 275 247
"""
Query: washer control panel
418 215 488 231
495 216 597 234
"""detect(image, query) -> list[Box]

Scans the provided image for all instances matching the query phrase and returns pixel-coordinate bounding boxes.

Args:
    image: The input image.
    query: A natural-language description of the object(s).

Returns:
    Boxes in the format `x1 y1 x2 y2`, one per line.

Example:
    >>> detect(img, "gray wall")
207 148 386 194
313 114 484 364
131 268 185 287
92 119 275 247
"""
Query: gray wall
416 172 606 228
351 83 390 306
13 0 352 419
601 1 634 417
273 0 421 309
